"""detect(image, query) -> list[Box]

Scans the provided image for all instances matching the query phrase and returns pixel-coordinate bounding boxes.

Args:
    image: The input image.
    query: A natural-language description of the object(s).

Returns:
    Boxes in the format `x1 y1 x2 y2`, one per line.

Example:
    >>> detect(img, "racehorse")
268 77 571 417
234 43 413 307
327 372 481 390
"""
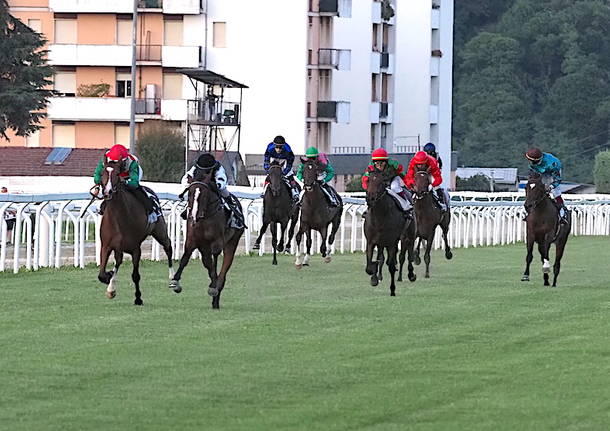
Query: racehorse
98 161 173 305
253 163 300 265
169 170 244 309
364 169 416 296
412 169 452 278
521 172 570 286
294 158 343 268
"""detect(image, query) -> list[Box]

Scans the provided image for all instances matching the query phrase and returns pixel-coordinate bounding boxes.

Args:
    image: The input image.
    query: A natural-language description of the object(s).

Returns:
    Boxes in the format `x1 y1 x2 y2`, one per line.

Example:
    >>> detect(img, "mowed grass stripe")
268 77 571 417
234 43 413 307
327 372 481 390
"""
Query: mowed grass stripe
1 236 610 430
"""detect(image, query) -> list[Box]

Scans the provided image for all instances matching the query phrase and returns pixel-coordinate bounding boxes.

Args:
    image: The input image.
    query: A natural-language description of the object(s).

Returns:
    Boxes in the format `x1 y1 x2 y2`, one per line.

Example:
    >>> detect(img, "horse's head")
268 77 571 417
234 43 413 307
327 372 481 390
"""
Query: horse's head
101 159 125 199
366 168 390 206
301 157 322 191
188 170 220 222
267 162 284 197
525 172 548 211
413 165 432 197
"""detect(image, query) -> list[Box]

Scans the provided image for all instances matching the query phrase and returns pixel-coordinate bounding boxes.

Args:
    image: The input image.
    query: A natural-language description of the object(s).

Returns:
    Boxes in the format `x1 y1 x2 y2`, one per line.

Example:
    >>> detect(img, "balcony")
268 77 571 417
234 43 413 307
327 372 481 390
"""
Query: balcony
164 0 202 14
315 101 350 123
431 8 440 29
319 0 352 17
370 102 379 123
49 44 132 66
135 98 161 115
162 46 200 68
162 100 188 121
49 0 133 13
138 0 162 9
48 97 131 122
430 56 440 76
136 45 162 63
370 52 381 74
316 48 351 70
429 104 439 124
372 1 382 23
379 102 393 123
187 99 241 126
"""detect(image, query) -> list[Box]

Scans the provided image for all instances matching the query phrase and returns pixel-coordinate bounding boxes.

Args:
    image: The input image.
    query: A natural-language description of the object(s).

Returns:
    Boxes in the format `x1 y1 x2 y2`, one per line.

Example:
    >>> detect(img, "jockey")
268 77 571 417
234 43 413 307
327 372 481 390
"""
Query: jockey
361 148 412 214
404 150 449 212
296 146 339 206
93 144 158 223
181 153 245 229
263 135 300 202
423 142 443 170
525 148 568 224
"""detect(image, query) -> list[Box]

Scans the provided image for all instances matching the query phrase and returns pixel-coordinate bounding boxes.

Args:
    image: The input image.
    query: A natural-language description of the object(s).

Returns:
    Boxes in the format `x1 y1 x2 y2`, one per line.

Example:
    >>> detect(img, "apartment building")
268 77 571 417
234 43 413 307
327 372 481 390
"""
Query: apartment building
4 0 204 149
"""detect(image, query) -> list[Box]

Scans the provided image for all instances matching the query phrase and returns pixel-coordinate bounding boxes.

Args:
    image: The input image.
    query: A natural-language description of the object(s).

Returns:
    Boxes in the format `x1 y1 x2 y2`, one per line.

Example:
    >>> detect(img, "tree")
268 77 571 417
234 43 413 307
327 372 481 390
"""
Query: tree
0 0 53 139
136 124 185 182
594 151 610 193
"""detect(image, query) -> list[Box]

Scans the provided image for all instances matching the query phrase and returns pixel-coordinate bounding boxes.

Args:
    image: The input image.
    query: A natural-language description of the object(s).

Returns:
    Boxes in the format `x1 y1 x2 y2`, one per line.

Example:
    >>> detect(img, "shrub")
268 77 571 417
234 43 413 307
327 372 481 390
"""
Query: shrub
594 151 610 193
345 175 364 192
456 174 492 192
76 83 110 97
136 124 185 182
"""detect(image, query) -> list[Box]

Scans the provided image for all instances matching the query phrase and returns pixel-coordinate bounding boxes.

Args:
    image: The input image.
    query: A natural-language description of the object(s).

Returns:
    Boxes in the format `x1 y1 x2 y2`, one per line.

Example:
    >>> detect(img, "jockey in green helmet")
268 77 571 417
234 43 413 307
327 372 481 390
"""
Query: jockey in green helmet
296 146 339 206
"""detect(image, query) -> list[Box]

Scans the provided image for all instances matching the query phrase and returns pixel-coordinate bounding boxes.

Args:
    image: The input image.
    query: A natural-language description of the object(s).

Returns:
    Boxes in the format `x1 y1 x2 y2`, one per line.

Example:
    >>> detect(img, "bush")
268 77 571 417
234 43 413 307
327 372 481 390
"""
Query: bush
77 83 110 97
345 175 364 192
594 151 610 193
136 124 185 182
456 174 492 192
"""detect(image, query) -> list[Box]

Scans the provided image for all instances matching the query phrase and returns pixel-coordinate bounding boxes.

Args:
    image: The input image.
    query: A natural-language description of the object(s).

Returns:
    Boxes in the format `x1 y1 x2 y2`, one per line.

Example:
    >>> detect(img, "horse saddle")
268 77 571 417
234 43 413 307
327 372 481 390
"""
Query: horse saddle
320 183 340 207
141 186 162 217
387 189 412 214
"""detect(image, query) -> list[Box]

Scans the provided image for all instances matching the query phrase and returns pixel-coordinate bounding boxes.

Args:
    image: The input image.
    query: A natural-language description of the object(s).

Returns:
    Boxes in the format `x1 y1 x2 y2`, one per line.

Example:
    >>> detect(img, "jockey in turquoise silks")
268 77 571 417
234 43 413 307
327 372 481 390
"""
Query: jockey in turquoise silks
525 148 568 224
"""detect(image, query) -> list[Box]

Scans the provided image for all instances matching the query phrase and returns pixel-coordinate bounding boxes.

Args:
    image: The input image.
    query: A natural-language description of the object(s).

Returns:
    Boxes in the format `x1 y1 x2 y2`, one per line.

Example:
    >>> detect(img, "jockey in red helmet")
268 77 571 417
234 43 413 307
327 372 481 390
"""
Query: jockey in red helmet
362 148 412 214
405 151 449 212
93 144 159 223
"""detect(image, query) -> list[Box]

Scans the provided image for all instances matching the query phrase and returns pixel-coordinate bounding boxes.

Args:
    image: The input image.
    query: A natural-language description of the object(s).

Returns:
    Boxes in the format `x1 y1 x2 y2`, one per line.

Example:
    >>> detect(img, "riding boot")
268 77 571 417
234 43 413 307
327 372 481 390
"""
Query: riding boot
396 190 413 217
99 200 106 216
133 187 157 223
180 208 188 220
435 189 447 212
554 197 568 225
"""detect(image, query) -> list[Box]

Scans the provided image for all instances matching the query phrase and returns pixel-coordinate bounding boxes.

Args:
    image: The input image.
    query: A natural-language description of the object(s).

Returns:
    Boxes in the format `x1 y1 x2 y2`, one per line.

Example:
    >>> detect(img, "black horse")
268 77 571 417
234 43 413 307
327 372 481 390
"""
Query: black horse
253 163 300 265
521 172 570 287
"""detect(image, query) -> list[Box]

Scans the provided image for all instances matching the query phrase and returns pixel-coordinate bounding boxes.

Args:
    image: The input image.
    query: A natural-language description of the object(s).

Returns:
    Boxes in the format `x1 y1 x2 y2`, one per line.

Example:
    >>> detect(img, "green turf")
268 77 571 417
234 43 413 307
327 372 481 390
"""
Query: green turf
1 237 610 430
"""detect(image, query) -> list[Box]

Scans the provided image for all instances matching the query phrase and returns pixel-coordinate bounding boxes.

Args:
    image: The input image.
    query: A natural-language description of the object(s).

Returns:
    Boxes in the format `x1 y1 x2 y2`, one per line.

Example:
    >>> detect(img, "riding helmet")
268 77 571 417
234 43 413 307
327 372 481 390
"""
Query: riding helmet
195 153 216 170
525 148 543 162
106 144 129 162
305 147 319 158
371 148 389 161
412 151 429 164
273 135 286 146
423 142 436 153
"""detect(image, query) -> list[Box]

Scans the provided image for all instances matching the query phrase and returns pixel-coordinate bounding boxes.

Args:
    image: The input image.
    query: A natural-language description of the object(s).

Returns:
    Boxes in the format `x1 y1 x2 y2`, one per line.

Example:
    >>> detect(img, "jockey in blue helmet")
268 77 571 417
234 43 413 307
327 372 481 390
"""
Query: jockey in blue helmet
263 135 300 201
423 142 443 170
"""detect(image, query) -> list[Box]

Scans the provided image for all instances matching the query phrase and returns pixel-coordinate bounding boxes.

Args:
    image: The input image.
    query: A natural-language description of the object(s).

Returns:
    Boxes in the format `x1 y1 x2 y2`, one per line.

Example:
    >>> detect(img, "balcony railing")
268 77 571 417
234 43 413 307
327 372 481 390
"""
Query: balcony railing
380 52 389 69
315 101 350 123
379 102 389 118
135 98 161 115
187 99 240 125
319 0 338 13
138 0 162 8
137 45 162 62
318 0 351 17
317 48 351 70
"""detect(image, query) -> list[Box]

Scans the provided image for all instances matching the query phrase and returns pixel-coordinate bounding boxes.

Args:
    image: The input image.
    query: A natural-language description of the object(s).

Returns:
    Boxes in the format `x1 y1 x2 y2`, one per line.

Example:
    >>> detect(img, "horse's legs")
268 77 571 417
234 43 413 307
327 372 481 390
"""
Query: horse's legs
285 209 299 253
97 245 114 285
170 242 196 292
552 238 567 287
270 221 278 266
406 234 417 283
328 208 343 245
365 242 379 287
387 244 398 296
277 220 288 253
414 237 422 265
319 225 331 262
253 220 269 250
304 228 312 266
539 238 552 286
106 250 123 299
441 221 452 260
152 221 174 282
398 239 406 282
212 234 241 309
131 248 143 306
200 247 219 301
376 247 384 281
423 236 434 278
521 235 534 282
294 223 305 268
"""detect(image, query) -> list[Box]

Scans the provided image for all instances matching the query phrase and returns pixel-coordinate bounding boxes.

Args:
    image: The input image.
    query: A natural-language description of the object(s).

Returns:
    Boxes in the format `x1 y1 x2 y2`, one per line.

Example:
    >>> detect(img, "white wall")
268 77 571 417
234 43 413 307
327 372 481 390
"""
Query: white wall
438 0 454 185
331 2 373 151
205 0 308 154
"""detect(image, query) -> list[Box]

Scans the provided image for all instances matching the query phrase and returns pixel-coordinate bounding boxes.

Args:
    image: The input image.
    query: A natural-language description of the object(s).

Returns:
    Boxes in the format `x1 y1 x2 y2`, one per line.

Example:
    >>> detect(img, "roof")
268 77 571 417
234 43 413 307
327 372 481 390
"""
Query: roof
177 68 249 88
456 167 518 184
187 150 250 186
245 153 416 176
0 147 102 176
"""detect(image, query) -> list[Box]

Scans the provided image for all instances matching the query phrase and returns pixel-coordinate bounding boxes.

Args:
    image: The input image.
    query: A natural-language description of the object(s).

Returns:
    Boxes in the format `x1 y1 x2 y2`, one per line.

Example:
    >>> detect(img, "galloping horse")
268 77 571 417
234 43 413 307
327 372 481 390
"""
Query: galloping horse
253 163 300 265
364 169 416 296
98 161 173 305
412 169 452 278
294 158 343 268
169 170 244 309
521 172 570 286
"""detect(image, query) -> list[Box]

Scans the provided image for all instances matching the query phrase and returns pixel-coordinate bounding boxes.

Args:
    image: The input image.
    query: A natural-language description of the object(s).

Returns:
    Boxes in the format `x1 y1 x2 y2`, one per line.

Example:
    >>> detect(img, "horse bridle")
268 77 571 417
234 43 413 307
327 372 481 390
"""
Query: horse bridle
412 170 431 201
524 181 549 212
366 173 390 208
267 164 285 196
188 180 222 220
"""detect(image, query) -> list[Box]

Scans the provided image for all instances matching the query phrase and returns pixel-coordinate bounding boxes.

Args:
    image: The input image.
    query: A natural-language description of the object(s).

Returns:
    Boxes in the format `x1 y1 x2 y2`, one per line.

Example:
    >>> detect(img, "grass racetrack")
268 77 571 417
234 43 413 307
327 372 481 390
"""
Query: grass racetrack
1 236 610 430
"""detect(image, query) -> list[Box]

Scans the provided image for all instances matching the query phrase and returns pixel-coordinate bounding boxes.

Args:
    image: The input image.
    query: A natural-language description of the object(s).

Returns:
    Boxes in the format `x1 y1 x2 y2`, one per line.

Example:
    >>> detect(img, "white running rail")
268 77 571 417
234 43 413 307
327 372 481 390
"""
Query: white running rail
2 191 610 273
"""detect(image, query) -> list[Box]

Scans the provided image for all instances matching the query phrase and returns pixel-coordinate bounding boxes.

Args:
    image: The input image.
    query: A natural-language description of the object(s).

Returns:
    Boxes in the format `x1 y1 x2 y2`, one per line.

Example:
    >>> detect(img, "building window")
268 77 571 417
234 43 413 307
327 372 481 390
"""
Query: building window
116 72 132 97
163 73 182 99
52 123 76 148
213 22 226 48
54 18 77 44
28 19 42 33
114 123 130 146
54 71 76 96
117 18 132 45
164 17 183 46
26 130 40 147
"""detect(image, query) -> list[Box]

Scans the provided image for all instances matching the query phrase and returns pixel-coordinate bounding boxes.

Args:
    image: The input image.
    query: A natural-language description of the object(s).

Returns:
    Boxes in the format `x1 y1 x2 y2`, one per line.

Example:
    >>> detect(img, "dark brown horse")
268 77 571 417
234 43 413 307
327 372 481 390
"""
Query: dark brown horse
364 169 416 296
169 171 244 309
521 172 570 286
294 158 343 268
253 163 300 265
412 169 452 278
98 161 173 305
